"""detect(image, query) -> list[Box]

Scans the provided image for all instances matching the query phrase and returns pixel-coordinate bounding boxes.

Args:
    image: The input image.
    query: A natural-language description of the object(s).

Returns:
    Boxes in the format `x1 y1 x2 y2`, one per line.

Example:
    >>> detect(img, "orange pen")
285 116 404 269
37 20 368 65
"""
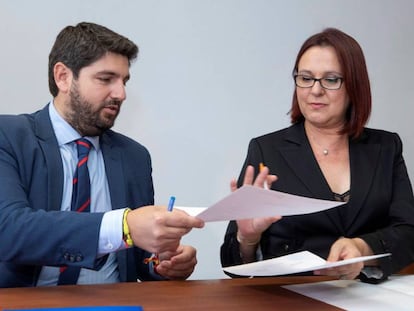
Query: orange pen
259 162 269 190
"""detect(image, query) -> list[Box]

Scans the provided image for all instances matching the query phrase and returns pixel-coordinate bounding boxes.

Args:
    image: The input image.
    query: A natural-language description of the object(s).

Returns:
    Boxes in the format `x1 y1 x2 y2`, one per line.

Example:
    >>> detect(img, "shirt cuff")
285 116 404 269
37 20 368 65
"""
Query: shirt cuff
98 208 127 256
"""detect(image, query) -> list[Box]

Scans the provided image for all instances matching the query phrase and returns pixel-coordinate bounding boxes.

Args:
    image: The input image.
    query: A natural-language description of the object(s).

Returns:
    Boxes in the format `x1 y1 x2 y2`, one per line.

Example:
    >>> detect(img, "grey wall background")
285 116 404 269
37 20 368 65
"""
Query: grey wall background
1 0 413 280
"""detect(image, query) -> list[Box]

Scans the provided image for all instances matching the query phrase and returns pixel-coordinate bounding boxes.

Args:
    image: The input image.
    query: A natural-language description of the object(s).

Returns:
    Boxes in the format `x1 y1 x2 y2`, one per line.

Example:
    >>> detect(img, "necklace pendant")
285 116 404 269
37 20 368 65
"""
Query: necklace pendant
323 149 329 156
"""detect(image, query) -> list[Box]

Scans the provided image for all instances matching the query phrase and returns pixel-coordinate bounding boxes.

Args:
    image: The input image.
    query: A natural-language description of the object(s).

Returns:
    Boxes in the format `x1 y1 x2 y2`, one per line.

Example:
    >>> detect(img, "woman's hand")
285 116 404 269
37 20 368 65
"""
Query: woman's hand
231 165 281 262
233 165 280 243
314 237 374 280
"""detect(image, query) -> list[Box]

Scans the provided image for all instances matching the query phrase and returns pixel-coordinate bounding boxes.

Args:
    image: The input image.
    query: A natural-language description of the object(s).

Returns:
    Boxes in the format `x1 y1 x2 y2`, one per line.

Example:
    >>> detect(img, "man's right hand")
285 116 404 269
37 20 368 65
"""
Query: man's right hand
126 206 204 253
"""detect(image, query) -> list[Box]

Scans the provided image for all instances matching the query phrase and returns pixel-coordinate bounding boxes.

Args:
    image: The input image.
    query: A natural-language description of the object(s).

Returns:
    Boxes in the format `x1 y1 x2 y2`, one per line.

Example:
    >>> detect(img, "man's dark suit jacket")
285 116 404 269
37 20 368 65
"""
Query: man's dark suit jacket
221 122 414 282
0 105 156 287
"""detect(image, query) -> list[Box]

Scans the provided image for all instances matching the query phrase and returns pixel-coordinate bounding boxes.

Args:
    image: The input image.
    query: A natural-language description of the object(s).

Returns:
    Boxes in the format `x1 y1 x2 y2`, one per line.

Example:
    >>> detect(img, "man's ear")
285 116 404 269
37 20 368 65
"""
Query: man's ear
54 62 73 94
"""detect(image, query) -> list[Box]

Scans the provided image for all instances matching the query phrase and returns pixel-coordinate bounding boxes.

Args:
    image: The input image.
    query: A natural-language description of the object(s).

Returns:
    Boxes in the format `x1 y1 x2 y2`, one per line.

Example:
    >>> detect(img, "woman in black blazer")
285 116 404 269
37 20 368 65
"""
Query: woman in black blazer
221 28 414 284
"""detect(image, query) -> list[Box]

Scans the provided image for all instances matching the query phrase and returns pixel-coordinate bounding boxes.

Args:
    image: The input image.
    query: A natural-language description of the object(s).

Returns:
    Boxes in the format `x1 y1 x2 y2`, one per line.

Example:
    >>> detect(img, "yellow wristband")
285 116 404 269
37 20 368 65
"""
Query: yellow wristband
123 208 133 247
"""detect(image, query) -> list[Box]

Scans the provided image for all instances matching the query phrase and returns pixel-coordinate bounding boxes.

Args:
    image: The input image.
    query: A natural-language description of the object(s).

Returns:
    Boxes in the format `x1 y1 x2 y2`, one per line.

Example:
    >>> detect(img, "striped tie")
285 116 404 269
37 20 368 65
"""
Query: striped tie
71 139 92 213
58 138 92 285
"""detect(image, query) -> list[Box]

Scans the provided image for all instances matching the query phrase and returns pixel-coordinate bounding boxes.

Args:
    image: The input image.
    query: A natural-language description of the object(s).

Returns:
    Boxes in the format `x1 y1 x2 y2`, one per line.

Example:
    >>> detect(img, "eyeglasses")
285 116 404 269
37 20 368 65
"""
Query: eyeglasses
293 74 344 90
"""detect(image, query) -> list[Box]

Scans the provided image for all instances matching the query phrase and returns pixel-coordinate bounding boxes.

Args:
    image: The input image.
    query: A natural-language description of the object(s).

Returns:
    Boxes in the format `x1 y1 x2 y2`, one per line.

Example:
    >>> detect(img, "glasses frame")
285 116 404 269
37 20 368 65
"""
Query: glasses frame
293 74 344 90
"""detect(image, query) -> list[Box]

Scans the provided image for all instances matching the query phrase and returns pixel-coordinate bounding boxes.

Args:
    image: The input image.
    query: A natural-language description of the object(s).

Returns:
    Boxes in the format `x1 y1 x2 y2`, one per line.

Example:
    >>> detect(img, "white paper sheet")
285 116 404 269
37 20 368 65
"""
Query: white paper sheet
223 251 391 276
174 206 206 217
283 275 414 311
175 185 345 222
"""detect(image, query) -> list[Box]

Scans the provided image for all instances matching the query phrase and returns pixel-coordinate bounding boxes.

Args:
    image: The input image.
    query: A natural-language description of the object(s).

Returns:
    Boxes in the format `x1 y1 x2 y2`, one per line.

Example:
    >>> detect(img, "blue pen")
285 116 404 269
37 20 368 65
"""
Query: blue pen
167 196 175 212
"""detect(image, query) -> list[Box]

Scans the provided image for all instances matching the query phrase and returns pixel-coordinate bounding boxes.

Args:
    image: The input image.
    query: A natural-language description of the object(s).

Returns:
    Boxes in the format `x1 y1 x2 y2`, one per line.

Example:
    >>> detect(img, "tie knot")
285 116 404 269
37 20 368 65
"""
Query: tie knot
76 138 92 159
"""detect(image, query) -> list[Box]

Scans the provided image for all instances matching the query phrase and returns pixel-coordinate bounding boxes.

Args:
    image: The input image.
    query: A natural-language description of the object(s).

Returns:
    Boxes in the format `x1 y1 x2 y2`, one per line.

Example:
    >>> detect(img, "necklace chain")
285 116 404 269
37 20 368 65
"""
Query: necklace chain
306 125 347 158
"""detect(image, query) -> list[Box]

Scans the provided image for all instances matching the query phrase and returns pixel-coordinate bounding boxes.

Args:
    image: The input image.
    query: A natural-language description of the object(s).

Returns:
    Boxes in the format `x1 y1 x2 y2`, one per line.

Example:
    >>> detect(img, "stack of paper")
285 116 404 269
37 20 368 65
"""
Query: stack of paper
223 251 390 276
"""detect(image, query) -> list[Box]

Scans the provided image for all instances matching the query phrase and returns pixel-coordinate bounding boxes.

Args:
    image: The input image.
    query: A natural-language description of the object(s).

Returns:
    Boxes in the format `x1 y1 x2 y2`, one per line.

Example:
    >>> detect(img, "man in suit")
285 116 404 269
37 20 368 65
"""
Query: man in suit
0 22 204 288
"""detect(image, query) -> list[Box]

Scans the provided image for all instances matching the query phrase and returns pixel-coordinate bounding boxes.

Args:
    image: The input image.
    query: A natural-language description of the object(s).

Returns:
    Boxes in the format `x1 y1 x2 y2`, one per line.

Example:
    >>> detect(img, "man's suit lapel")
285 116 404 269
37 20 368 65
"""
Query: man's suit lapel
34 105 64 211
100 132 127 210
100 132 131 282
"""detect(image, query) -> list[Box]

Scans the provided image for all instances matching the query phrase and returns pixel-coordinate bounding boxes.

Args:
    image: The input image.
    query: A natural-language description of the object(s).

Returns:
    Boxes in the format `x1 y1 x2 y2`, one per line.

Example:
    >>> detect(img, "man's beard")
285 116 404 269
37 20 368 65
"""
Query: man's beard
67 83 121 136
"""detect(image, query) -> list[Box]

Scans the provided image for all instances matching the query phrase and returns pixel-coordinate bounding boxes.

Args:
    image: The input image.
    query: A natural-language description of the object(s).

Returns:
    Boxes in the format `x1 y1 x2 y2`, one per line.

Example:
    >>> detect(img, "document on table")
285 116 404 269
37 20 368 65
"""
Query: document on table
223 251 391 276
175 185 345 222
283 275 414 311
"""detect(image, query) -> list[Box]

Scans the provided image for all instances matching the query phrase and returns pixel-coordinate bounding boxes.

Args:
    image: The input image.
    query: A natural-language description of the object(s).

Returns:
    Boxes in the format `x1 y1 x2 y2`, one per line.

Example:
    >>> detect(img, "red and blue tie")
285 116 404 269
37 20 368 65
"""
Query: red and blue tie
58 138 92 285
